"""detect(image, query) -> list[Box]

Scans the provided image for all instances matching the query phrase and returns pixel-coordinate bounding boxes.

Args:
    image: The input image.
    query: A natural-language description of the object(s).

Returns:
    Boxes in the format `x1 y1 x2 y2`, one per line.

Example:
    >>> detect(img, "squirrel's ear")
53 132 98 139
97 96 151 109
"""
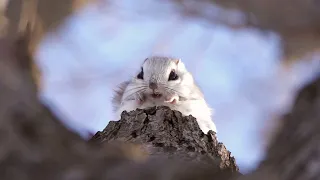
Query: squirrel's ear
174 59 181 65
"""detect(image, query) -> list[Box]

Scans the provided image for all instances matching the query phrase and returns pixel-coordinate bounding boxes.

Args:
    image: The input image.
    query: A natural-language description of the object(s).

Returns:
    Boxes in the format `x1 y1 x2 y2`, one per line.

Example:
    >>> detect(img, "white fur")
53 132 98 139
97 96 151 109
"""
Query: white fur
114 56 217 134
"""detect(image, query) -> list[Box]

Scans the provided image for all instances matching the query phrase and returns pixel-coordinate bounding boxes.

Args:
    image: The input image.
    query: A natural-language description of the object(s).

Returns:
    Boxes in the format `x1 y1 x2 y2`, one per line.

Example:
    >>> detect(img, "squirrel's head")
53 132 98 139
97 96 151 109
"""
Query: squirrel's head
126 56 194 100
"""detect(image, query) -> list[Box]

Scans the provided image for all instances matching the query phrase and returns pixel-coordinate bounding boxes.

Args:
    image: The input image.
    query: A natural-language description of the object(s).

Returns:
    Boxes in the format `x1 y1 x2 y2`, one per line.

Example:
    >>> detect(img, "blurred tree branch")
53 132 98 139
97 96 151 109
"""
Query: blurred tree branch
0 0 8 36
1 0 319 91
5 0 320 65
172 0 320 63
4 0 96 90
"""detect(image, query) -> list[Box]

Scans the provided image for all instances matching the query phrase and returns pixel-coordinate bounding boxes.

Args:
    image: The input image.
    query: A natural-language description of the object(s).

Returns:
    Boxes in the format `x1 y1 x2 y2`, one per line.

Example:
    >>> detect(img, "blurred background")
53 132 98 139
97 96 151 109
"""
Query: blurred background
11 0 318 174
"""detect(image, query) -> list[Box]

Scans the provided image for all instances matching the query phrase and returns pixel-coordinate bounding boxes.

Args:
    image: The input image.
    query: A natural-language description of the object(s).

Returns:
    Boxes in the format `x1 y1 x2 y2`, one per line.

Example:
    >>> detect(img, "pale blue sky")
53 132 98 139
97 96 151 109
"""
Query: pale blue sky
36 0 319 173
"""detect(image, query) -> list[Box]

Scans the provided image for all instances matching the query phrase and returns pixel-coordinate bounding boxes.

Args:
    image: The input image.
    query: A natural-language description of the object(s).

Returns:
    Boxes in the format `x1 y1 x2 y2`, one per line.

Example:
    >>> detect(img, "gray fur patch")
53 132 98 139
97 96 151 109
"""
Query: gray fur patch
111 80 130 112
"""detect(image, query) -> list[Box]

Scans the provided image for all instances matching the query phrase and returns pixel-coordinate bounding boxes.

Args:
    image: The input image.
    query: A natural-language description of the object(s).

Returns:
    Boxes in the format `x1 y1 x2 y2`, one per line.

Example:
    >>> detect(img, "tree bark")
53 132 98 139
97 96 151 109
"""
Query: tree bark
91 106 240 173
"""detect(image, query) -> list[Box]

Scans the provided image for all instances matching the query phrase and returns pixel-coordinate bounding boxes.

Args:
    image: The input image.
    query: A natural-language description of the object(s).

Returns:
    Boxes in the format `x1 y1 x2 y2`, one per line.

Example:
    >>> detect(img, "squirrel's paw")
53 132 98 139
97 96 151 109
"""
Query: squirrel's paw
135 94 145 105
164 94 179 104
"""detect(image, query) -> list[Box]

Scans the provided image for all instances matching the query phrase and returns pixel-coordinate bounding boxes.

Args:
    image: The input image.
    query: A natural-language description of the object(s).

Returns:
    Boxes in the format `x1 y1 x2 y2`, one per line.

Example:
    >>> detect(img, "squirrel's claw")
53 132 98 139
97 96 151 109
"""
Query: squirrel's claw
137 99 144 105
165 95 179 104
135 94 145 105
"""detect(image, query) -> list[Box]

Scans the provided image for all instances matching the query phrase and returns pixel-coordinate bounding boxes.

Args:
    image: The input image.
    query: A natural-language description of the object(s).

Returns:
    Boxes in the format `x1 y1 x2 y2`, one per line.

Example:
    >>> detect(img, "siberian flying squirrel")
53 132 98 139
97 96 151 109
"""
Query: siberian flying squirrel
112 56 217 134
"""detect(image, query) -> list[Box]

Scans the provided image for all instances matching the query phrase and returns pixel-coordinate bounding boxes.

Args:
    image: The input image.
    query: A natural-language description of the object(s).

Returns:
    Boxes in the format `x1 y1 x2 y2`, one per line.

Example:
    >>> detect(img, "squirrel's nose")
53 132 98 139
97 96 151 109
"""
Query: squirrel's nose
149 82 158 90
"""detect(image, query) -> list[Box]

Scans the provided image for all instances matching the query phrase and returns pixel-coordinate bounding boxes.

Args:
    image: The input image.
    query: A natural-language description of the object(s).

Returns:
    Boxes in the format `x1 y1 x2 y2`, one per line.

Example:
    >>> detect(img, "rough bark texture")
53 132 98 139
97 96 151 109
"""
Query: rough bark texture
91 106 239 173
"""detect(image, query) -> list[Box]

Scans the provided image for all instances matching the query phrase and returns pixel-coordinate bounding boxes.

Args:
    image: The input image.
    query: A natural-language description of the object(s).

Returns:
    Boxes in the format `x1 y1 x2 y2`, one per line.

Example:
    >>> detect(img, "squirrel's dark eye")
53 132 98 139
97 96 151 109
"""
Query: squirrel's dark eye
168 70 178 81
137 68 144 80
